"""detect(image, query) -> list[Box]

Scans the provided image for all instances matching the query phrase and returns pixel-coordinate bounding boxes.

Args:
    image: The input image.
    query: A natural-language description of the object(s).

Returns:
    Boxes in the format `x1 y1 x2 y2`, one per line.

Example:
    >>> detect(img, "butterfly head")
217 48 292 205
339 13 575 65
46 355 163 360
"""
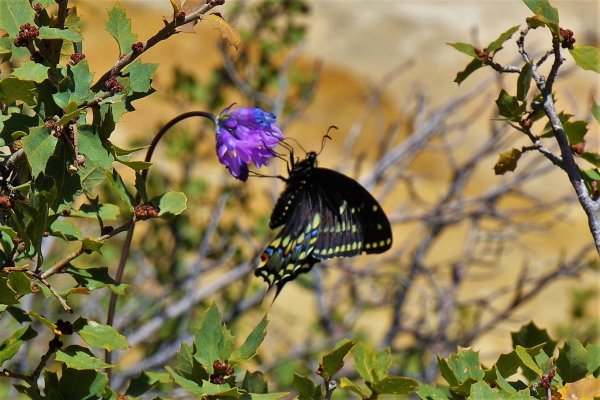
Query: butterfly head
289 151 318 176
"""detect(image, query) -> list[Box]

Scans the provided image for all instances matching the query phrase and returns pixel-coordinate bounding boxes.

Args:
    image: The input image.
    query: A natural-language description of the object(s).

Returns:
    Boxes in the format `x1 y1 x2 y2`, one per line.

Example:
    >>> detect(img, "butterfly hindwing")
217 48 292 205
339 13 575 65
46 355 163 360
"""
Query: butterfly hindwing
256 152 392 295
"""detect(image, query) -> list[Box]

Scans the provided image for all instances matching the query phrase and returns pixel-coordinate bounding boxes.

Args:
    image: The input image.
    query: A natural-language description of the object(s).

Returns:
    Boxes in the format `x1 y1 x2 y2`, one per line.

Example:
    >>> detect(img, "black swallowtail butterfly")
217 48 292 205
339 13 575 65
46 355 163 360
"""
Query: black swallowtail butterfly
255 151 392 297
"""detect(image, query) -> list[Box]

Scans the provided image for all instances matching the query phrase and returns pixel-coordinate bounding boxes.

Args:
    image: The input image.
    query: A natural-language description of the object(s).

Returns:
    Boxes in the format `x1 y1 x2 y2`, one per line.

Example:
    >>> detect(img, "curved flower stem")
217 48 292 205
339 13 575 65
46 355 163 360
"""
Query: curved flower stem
105 111 215 378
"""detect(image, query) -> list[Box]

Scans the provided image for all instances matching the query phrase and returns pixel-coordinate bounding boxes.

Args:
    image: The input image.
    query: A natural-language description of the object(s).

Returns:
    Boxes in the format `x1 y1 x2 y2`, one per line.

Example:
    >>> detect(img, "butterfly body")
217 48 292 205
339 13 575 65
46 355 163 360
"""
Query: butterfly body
255 152 392 296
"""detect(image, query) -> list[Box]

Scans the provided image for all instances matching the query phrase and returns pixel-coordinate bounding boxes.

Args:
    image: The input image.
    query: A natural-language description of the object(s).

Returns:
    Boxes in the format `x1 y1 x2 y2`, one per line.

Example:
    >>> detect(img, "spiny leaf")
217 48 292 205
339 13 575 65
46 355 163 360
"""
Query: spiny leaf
230 315 268 364
320 339 355 381
21 126 58 178
556 339 589 383
0 0 35 37
0 77 37 106
487 25 520 52
11 61 50 83
106 3 137 55
454 58 484 85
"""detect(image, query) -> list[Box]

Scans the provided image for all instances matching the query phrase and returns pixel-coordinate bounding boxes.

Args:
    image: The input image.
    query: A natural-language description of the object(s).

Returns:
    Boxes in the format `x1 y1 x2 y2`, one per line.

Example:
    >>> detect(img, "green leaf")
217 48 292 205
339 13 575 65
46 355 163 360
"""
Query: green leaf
230 315 268 364
8 271 33 295
556 339 588 382
320 339 355 381
587 344 600 374
494 148 521 175
495 89 525 121
370 376 418 395
196 381 242 397
22 126 58 178
11 61 50 83
0 325 37 365
38 26 81 42
0 0 35 37
55 345 112 370
79 162 107 196
487 344 545 381
67 265 129 296
0 273 19 306
447 42 477 57
487 25 520 52
582 168 600 181
176 342 206 382
0 37 11 63
494 366 517 394
153 191 188 217
563 120 588 144
116 159 152 172
292 374 321 400
52 60 94 108
74 318 129 351
339 377 370 398
569 45 600 74
165 366 204 396
437 356 460 387
193 302 233 374
447 348 485 383
246 393 290 400
580 152 600 167
106 4 137 55
0 77 37 106
81 238 104 254
522 0 559 27
592 99 600 124
517 63 533 101
125 371 171 397
468 381 497 399
454 58 484 85
78 125 114 171
104 170 135 213
353 341 377 382
515 345 543 375
124 59 158 93
511 322 556 357
55 367 108 399
416 384 451 400
50 217 82 241
242 370 268 394
71 203 120 221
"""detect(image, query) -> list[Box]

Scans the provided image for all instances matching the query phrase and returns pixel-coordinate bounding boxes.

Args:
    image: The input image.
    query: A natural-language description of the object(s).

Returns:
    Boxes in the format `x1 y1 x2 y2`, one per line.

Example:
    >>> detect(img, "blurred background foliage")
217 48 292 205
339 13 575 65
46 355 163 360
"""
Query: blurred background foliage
1 0 599 398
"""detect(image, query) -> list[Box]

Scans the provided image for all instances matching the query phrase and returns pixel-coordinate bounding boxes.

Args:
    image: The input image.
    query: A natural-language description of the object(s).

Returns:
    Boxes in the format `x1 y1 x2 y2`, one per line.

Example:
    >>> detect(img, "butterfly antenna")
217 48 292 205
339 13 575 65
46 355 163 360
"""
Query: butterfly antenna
317 125 337 156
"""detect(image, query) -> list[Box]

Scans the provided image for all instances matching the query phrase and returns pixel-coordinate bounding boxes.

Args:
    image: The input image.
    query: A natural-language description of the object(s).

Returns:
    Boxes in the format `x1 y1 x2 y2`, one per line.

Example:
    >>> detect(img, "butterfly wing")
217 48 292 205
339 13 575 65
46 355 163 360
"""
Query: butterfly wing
309 168 392 258
256 166 392 296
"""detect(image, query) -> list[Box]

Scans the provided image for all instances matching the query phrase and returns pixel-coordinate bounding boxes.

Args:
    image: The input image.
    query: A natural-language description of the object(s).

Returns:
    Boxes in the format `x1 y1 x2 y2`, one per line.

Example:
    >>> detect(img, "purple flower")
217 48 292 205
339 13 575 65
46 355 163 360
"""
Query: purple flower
215 106 283 181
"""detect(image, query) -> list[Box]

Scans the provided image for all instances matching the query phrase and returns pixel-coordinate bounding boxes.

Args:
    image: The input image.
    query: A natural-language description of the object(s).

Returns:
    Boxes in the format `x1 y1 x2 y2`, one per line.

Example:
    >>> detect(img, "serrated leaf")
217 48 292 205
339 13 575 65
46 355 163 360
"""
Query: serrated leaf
0 77 37 106
55 345 112 370
515 345 543 375
153 191 188 217
495 89 525 120
78 125 114 170
438 356 460 387
447 42 477 57
196 380 242 397
242 370 268 394
0 0 35 37
166 366 203 395
494 148 521 175
569 45 600 74
0 325 37 365
320 339 355 381
487 25 520 52
563 119 588 144
230 315 267 364
517 63 533 101
200 14 242 50
353 341 376 383
124 59 158 93
74 318 129 351
557 339 588 382
291 374 321 400
52 60 94 108
22 126 58 178
511 322 556 356
486 344 545 381
468 381 497 399
38 26 81 42
194 302 231 374
106 4 137 55
11 61 50 83
447 348 485 383
370 376 418 395
67 266 128 295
